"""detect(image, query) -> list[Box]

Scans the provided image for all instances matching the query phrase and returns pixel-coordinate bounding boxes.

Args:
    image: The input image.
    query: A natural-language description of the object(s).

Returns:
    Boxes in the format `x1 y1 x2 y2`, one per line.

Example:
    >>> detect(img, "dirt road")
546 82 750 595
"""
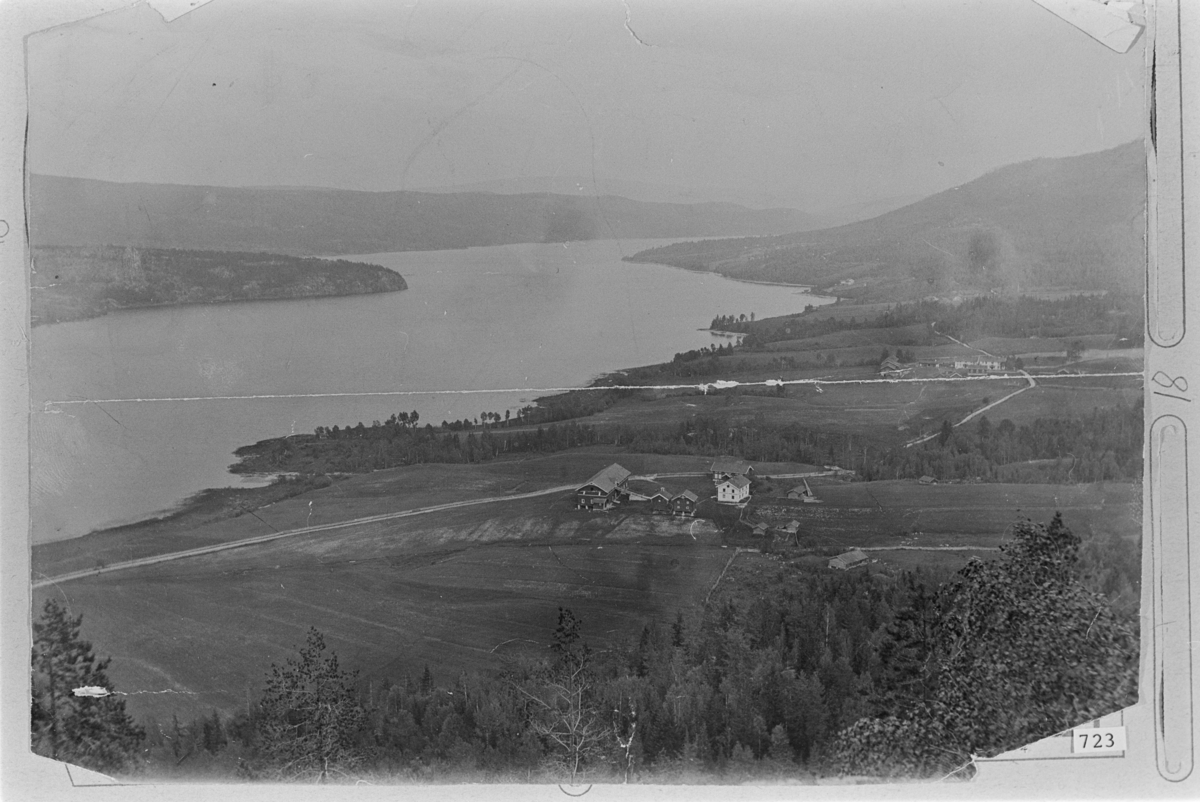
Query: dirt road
33 483 578 588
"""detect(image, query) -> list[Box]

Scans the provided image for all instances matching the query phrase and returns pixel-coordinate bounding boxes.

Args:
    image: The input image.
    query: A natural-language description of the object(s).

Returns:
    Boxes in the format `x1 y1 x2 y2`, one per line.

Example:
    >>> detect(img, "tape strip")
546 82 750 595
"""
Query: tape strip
1150 415 1194 781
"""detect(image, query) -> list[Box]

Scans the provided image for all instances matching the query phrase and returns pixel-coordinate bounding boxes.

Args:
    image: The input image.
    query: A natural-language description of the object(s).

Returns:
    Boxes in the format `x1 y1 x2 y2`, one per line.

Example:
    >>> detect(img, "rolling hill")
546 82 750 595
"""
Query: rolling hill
626 141 1146 301
27 175 820 255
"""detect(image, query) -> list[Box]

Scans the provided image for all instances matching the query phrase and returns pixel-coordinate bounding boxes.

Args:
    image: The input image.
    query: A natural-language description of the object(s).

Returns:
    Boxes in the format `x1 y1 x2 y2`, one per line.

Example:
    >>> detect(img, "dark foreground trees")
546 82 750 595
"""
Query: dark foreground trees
251 628 367 782
830 513 1138 778
31 599 145 773
125 512 1137 783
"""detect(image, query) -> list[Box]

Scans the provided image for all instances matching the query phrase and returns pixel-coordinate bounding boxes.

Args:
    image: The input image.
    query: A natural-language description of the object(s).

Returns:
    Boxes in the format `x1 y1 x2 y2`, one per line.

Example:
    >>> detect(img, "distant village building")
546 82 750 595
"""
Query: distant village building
829 549 869 570
647 487 672 513
716 475 752 505
710 456 754 483
624 479 663 501
951 357 1003 376
918 475 937 485
788 479 821 503
775 519 802 545
575 463 631 511
878 356 904 374
752 522 770 537
670 490 699 517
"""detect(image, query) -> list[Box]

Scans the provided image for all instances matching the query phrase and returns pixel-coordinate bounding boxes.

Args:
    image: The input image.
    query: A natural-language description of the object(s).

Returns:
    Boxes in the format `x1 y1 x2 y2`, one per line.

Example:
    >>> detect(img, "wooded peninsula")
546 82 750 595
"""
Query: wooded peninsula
30 246 407 325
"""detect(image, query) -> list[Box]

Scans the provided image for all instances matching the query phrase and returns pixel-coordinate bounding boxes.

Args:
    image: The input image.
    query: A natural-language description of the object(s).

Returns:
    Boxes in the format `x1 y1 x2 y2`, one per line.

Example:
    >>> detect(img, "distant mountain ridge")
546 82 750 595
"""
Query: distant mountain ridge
28 175 821 255
626 142 1146 301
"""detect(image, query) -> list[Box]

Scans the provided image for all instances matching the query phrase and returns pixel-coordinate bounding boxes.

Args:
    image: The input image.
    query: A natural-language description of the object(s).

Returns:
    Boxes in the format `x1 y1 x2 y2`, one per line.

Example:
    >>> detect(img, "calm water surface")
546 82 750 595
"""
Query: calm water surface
31 239 830 543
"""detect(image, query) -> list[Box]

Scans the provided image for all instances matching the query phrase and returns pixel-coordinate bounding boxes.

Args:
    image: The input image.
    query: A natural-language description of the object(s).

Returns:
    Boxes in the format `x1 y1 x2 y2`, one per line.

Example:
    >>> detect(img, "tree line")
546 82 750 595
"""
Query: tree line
234 401 1142 490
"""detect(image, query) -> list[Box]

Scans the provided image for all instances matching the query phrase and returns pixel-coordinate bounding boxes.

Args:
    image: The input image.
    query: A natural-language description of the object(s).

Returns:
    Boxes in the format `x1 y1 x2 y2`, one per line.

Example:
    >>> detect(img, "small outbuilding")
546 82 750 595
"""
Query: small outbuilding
670 490 699 517
829 549 869 570
918 475 937 485
647 487 672 513
711 456 754 483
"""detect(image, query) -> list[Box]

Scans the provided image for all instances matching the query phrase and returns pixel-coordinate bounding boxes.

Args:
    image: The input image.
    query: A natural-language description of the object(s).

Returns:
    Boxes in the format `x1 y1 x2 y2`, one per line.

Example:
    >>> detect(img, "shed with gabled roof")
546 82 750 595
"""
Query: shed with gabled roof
670 489 699 516
829 549 869 570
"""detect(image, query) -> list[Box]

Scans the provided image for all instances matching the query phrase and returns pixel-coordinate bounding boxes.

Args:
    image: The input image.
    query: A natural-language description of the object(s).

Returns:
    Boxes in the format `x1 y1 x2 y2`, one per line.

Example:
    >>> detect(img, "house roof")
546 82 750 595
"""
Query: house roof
626 479 668 497
710 456 752 475
789 485 809 495
833 549 868 563
718 475 751 490
784 520 800 531
752 522 769 532
673 490 699 502
880 357 903 370
578 463 631 494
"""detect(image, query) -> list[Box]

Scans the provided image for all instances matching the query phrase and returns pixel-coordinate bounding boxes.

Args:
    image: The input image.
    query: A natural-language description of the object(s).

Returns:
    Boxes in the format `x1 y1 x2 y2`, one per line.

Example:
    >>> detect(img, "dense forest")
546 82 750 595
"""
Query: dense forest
31 246 407 325
37 514 1138 783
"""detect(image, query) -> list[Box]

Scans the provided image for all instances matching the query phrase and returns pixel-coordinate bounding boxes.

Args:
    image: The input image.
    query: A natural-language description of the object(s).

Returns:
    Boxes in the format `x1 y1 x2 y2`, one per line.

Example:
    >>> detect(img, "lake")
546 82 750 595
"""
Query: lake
31 239 831 543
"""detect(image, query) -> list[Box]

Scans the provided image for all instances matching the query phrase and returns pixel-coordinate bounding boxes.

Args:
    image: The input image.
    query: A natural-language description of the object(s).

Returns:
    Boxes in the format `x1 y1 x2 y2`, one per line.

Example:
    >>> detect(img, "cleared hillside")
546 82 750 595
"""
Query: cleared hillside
627 142 1146 301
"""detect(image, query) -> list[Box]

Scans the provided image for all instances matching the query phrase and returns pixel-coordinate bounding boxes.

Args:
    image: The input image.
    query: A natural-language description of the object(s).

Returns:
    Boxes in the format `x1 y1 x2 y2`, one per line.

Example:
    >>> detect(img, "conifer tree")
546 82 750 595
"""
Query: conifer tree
255 628 366 782
30 599 145 774
831 513 1138 778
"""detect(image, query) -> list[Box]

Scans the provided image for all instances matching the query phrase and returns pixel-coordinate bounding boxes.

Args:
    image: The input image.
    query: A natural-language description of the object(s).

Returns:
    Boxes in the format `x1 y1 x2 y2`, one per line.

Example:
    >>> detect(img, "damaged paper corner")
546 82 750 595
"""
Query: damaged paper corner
1031 0 1146 53
145 0 218 23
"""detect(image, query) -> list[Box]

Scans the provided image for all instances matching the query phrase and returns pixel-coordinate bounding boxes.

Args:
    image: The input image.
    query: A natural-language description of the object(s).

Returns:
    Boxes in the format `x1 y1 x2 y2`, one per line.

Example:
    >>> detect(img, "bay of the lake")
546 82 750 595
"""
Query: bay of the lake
31 239 832 543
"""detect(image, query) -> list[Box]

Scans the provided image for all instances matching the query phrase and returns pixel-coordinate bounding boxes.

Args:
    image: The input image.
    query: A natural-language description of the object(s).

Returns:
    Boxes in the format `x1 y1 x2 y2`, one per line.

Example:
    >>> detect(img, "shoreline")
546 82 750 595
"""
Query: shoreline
39 275 853 543
624 255 841 299
31 283 408 328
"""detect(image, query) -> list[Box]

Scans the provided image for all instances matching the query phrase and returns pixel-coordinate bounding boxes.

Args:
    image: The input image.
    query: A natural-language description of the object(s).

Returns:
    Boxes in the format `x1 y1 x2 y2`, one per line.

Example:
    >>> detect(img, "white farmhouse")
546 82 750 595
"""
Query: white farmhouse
716 475 751 505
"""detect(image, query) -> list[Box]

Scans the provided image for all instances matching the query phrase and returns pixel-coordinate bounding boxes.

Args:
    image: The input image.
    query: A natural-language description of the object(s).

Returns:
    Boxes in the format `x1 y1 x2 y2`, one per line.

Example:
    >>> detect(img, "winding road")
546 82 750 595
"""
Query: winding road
904 371 1037 448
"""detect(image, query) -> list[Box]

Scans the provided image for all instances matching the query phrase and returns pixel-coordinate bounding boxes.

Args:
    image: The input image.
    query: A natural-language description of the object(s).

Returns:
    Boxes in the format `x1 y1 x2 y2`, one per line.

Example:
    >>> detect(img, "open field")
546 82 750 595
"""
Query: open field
32 447 819 579
35 512 730 724
586 379 1007 440
967 335 1132 355
750 479 1140 552
978 379 1142 422
36 470 1139 728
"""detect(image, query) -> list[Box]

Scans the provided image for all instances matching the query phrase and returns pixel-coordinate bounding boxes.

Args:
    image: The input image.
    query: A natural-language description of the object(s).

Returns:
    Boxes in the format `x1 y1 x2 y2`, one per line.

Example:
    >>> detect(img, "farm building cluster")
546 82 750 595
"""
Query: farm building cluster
879 356 1007 379
574 463 700 515
574 456 757 513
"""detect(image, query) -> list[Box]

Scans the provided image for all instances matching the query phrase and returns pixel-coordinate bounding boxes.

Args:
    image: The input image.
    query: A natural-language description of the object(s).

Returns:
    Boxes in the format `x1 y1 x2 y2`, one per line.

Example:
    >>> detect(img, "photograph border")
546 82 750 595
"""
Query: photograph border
1 0 1196 798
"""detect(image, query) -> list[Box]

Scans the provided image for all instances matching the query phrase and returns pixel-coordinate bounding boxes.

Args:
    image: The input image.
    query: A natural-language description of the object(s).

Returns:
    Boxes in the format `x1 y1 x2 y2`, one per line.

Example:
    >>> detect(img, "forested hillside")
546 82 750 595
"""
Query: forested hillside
31 246 407 325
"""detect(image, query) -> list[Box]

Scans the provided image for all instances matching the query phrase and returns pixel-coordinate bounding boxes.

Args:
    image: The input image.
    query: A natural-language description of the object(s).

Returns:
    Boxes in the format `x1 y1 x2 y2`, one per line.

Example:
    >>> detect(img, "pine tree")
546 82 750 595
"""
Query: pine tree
30 599 145 774
254 628 366 782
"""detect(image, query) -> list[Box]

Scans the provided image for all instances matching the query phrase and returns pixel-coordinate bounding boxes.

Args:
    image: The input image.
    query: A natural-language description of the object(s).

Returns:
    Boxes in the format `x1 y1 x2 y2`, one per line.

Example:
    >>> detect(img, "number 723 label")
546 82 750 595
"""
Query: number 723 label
1072 726 1126 754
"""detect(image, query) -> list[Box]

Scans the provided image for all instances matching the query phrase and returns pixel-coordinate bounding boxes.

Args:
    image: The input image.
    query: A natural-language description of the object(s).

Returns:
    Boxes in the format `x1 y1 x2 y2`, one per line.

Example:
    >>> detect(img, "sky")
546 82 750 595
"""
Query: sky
26 0 1145 212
